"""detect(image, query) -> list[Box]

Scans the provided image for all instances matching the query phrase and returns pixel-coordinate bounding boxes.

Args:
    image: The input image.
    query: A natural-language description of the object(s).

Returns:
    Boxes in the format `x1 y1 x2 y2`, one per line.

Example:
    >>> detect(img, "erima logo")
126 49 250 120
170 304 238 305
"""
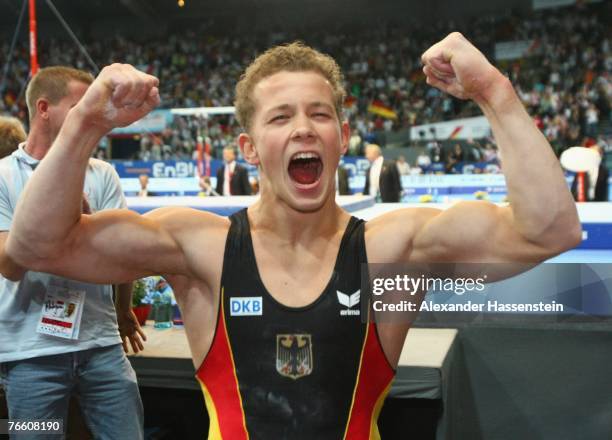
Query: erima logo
337 290 360 316
230 297 263 316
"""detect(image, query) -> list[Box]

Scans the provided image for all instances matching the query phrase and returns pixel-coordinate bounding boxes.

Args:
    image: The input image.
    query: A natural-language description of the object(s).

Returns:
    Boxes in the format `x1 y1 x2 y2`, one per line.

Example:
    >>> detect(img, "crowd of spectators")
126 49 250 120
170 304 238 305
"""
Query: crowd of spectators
504 8 610 155
0 2 609 164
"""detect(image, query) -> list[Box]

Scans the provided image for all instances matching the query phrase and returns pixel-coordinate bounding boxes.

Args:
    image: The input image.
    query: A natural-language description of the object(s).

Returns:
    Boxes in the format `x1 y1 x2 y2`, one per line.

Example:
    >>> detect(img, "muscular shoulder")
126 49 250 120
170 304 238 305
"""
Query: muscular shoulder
144 207 230 284
144 207 230 253
364 207 441 263
144 206 229 231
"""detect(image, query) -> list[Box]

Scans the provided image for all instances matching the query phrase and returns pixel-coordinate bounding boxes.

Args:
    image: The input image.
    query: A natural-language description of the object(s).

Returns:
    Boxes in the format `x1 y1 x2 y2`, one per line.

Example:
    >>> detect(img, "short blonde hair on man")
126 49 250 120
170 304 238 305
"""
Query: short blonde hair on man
25 66 94 121
0 116 27 158
234 42 346 132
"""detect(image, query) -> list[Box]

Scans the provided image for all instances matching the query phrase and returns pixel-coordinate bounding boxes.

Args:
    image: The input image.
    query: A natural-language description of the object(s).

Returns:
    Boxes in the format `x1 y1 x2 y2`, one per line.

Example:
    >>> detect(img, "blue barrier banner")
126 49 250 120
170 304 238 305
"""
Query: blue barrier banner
113 160 216 178
580 223 612 250
110 158 537 181
112 159 257 178
339 156 371 178
110 158 612 200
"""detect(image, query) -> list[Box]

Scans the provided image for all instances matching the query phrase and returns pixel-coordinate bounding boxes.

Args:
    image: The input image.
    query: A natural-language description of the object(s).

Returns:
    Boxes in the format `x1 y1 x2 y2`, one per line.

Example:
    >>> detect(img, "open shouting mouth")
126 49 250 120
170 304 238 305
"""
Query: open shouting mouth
288 152 323 186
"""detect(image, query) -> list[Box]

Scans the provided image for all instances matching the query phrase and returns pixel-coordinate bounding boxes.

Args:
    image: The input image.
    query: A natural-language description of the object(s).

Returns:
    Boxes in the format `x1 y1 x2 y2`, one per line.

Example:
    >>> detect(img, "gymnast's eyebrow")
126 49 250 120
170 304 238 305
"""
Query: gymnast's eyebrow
308 102 334 112
264 104 292 117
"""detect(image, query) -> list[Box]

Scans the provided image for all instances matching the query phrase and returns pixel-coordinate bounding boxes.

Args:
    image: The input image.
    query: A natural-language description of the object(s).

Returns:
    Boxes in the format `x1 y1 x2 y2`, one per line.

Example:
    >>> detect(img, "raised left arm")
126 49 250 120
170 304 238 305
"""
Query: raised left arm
370 33 581 264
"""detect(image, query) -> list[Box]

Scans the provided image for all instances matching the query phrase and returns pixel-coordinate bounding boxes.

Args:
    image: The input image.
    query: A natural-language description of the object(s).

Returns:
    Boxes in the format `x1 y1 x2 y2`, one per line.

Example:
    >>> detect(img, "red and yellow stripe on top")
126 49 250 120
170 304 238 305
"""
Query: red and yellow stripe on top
343 322 395 440
195 289 249 440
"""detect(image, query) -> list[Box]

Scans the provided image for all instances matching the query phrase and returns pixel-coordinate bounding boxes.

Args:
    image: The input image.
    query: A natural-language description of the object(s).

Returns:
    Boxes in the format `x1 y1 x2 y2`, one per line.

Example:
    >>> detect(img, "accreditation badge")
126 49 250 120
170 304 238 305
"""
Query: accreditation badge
36 285 85 340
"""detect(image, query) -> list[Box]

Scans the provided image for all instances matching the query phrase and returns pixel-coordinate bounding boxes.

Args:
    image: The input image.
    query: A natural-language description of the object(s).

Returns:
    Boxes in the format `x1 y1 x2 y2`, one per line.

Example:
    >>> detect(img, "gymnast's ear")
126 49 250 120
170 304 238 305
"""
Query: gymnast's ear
239 133 259 166
340 120 350 156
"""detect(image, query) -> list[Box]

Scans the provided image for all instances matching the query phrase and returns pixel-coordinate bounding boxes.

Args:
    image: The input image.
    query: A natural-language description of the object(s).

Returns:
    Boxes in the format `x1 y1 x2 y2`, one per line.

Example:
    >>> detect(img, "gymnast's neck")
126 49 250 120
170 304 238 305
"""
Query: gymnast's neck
247 193 349 245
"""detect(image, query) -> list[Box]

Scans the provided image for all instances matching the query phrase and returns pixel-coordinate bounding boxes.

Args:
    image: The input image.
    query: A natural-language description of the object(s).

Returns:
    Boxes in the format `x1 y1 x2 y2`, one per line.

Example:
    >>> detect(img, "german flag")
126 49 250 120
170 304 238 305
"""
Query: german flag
367 100 397 120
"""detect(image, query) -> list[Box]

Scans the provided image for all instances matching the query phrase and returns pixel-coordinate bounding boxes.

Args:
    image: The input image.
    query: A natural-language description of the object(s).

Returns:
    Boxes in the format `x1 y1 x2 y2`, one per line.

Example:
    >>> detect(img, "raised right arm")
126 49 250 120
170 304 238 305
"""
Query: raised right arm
6 64 191 284
9 207 195 284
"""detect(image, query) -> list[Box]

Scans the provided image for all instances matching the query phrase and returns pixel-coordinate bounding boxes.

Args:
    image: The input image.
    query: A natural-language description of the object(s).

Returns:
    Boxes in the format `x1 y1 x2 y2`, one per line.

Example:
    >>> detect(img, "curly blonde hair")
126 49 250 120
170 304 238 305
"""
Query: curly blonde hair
235 42 346 132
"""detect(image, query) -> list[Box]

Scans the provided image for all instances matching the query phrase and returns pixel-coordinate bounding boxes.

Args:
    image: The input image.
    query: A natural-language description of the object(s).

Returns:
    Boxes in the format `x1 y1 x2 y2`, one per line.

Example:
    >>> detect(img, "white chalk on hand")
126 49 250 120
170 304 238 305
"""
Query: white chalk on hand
103 100 118 120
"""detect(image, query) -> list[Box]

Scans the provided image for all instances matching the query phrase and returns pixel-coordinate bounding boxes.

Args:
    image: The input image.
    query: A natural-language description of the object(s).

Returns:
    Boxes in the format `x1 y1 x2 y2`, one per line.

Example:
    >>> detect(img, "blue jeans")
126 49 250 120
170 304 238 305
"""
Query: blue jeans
0 344 143 440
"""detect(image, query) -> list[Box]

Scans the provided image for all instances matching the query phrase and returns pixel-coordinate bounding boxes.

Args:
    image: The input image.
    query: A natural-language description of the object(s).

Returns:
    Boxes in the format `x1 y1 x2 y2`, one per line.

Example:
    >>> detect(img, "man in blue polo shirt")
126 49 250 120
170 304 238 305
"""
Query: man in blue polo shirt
0 66 145 439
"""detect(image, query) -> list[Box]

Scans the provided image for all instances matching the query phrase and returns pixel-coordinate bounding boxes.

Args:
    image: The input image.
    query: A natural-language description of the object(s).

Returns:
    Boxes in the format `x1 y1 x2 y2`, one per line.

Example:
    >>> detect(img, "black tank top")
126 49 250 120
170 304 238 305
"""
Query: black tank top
196 209 395 439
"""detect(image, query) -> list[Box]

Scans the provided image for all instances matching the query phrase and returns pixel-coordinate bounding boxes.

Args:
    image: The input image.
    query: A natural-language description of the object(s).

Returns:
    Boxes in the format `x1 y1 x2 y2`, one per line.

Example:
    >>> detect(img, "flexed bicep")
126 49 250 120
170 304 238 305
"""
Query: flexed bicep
14 208 189 284
411 202 571 263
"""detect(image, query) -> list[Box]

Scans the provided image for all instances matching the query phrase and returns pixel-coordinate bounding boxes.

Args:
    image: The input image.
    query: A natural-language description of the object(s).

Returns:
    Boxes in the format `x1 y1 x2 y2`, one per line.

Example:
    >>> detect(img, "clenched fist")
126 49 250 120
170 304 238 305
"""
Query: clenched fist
74 63 160 132
421 32 506 104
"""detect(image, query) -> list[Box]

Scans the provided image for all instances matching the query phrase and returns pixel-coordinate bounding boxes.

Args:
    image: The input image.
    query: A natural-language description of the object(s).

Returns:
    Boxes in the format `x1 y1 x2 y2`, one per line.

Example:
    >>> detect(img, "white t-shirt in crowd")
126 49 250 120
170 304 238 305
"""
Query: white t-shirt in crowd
223 161 236 196
369 156 384 196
